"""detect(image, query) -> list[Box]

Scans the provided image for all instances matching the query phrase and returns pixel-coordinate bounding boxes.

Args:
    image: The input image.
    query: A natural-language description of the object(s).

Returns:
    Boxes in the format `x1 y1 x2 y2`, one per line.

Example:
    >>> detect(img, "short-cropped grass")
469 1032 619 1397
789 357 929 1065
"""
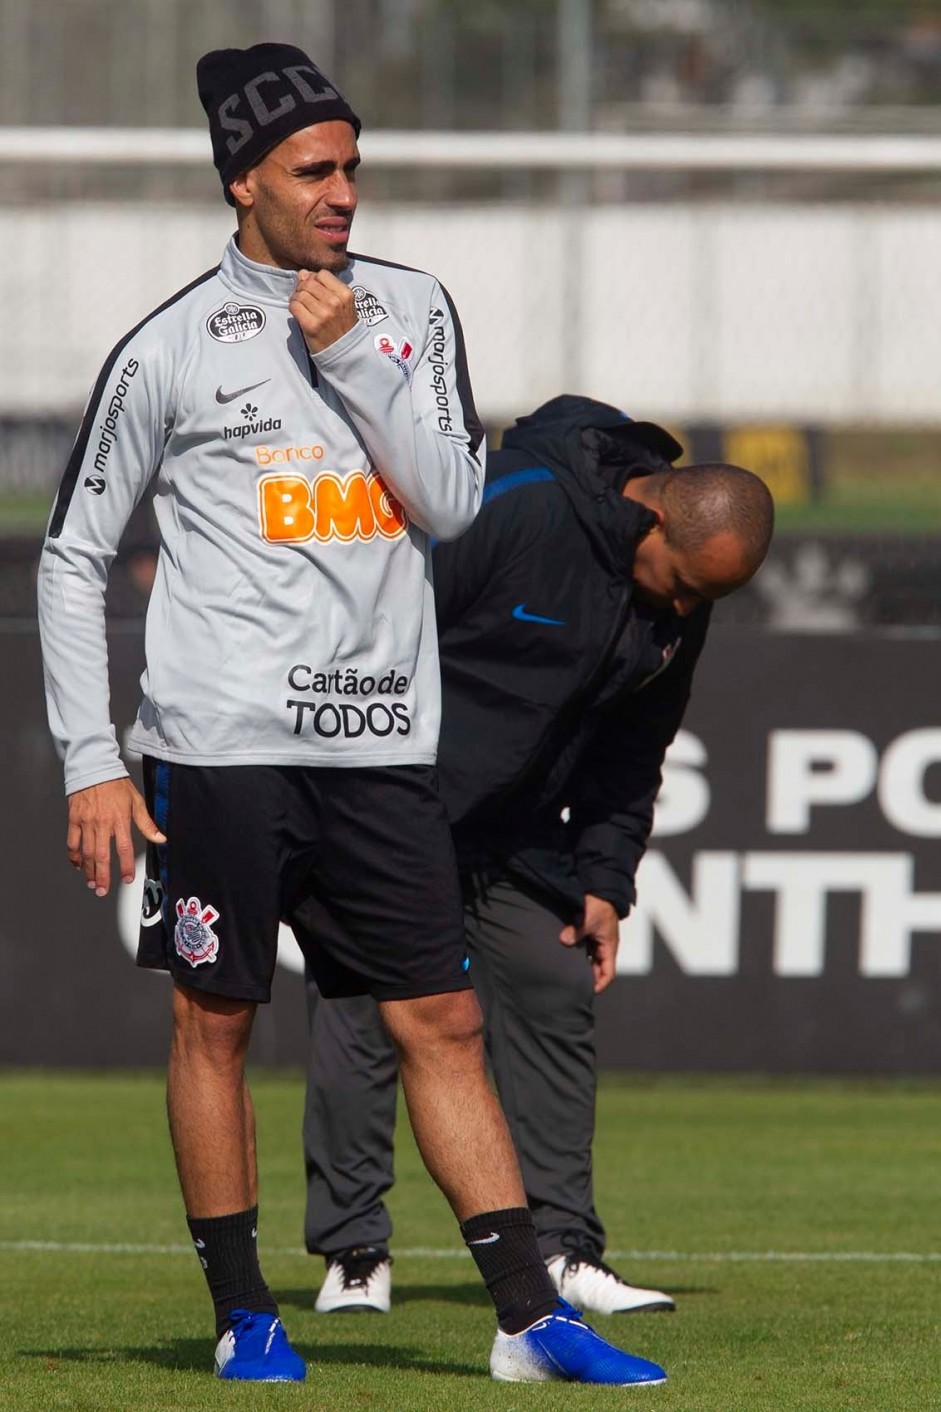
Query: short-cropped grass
1 1070 939 1411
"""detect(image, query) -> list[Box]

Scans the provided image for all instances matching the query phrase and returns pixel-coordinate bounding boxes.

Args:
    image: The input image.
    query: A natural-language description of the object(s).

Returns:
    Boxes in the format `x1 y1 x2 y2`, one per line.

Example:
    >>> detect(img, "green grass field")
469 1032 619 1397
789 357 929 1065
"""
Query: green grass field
1 1071 939 1410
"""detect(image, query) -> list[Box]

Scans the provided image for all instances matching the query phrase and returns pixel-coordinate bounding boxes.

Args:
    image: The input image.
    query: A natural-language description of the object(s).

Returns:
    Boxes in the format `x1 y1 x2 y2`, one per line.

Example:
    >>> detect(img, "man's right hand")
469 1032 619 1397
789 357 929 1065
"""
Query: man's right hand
559 893 622 994
66 778 166 898
289 269 358 354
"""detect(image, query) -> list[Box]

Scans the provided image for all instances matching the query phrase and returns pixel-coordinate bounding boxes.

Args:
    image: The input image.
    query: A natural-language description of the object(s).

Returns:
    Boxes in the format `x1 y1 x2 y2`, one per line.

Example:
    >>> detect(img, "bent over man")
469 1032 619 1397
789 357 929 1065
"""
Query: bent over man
302 395 774 1316
37 45 667 1388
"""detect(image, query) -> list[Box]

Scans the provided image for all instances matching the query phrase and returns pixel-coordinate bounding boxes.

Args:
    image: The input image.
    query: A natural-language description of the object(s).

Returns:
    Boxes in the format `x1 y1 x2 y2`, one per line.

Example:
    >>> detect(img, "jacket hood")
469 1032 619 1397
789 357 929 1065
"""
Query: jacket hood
500 395 684 577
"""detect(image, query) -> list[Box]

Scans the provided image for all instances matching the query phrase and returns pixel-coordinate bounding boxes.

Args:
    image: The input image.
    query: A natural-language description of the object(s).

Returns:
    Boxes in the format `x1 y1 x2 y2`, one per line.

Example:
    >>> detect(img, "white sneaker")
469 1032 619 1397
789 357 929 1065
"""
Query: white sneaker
546 1252 675 1315
315 1246 392 1313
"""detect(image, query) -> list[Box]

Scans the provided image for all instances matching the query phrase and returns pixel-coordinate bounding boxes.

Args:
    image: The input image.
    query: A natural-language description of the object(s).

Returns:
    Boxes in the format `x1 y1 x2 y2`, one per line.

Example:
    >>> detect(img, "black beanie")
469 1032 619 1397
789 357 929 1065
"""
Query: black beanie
197 43 362 206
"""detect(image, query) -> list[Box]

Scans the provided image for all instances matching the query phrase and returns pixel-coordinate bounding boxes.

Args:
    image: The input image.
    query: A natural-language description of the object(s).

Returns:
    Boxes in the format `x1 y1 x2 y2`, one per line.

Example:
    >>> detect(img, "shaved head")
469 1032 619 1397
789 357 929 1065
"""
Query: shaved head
623 463 774 616
658 463 774 566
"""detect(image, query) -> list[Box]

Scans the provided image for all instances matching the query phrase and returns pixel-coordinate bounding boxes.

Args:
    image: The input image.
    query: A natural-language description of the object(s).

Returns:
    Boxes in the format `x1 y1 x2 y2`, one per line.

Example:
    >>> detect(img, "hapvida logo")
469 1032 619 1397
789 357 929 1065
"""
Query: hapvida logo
224 405 282 440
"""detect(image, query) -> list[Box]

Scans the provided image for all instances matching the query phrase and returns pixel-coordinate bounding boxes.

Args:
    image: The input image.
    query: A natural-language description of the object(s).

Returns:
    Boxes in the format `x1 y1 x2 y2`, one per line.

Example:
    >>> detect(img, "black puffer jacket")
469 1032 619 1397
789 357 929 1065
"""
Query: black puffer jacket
432 394 710 921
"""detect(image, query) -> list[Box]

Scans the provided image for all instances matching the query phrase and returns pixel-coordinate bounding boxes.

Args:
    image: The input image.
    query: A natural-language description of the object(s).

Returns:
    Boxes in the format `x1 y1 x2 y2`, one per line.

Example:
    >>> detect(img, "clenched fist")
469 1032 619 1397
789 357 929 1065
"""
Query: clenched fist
289 269 358 354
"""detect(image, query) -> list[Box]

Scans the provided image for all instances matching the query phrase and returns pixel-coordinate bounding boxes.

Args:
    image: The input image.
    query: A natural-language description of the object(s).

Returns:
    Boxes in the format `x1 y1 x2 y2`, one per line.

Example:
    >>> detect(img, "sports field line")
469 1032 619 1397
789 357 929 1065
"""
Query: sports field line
2 1240 940 1264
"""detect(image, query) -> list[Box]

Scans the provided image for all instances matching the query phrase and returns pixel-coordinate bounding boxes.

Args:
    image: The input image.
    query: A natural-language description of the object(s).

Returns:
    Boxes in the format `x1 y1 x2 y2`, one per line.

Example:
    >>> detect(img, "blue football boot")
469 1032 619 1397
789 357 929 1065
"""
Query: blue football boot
490 1299 667 1385
214 1308 306 1381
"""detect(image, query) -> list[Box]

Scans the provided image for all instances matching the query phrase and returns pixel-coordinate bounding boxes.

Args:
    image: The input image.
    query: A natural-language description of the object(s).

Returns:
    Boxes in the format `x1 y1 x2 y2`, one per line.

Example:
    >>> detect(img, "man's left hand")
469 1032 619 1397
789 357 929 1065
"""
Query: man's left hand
289 269 357 353
559 893 621 994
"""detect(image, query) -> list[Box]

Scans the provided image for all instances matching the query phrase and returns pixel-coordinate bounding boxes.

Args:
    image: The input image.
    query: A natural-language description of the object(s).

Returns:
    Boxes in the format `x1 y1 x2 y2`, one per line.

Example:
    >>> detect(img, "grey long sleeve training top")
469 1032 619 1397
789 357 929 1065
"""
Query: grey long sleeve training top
38 237 485 794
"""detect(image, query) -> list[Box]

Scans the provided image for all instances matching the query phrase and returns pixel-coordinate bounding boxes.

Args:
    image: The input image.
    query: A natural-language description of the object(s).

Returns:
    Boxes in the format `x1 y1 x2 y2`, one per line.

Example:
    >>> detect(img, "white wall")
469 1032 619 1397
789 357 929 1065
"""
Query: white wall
4 201 941 425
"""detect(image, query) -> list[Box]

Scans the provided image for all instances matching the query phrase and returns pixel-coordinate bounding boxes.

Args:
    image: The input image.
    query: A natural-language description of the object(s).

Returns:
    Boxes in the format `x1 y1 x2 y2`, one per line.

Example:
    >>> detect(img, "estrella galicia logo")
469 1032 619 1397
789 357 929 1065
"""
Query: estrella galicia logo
83 476 106 496
207 302 266 344
352 286 388 327
140 876 164 928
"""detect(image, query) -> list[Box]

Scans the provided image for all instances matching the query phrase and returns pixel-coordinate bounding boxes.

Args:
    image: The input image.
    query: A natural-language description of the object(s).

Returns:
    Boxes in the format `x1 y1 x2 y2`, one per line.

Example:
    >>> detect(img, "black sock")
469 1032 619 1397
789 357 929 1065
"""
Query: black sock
186 1205 278 1337
461 1207 559 1334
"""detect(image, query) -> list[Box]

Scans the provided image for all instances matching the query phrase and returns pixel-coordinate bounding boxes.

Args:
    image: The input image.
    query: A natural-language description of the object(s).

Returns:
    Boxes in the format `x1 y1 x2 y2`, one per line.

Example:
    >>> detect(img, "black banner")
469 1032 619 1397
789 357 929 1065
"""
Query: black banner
598 627 941 1072
4 623 941 1072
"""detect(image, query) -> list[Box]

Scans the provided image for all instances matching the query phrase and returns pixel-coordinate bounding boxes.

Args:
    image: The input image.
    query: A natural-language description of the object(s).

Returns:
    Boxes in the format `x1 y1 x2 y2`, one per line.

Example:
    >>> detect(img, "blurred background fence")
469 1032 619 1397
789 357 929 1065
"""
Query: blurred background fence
4 142 941 430
4 0 941 545
3 0 941 1069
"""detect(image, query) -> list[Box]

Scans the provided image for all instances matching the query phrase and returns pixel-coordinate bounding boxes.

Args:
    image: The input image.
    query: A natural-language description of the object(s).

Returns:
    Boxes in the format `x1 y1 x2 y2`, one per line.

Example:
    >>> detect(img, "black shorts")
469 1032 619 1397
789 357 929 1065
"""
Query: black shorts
137 758 471 1004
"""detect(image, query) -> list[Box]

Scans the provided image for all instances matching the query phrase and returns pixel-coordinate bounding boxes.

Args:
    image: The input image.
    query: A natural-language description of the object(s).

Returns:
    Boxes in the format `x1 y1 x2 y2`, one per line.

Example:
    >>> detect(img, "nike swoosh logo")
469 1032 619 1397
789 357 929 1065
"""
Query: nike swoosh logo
467 1232 501 1245
214 379 271 404
512 603 566 627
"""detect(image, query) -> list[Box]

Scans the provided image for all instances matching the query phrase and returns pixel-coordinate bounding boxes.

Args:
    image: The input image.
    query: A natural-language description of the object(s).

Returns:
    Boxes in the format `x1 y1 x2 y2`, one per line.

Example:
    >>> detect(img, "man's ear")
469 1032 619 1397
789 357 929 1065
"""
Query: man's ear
228 171 255 210
621 475 665 521
639 505 666 537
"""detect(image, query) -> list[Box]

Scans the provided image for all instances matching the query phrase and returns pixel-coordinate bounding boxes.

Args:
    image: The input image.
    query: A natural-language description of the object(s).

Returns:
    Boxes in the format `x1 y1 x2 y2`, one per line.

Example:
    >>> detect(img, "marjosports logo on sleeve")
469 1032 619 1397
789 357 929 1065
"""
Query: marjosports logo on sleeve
428 307 452 432
84 357 140 494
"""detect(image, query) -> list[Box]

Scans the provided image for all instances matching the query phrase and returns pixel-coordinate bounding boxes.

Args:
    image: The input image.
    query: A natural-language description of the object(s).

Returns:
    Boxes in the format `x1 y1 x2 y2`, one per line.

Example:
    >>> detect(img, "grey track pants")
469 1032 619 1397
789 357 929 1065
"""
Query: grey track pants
302 875 606 1261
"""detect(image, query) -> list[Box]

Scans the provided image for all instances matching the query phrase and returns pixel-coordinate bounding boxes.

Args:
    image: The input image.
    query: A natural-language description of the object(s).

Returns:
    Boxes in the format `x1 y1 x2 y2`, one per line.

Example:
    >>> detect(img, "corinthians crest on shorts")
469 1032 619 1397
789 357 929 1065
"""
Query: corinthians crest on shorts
174 896 221 967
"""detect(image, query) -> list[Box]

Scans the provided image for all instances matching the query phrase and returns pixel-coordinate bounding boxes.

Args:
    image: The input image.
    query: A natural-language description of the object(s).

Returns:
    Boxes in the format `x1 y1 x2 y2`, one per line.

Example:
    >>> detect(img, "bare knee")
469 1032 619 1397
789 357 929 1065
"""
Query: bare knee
380 989 483 1061
171 983 255 1070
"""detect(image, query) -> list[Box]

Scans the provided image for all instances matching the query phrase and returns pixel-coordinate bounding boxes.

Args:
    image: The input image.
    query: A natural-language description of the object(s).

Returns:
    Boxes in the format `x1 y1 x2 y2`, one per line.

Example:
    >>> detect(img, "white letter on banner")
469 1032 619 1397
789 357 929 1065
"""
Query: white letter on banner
617 851 740 975
878 729 941 837
651 730 710 837
743 852 941 977
854 855 941 976
766 730 877 834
